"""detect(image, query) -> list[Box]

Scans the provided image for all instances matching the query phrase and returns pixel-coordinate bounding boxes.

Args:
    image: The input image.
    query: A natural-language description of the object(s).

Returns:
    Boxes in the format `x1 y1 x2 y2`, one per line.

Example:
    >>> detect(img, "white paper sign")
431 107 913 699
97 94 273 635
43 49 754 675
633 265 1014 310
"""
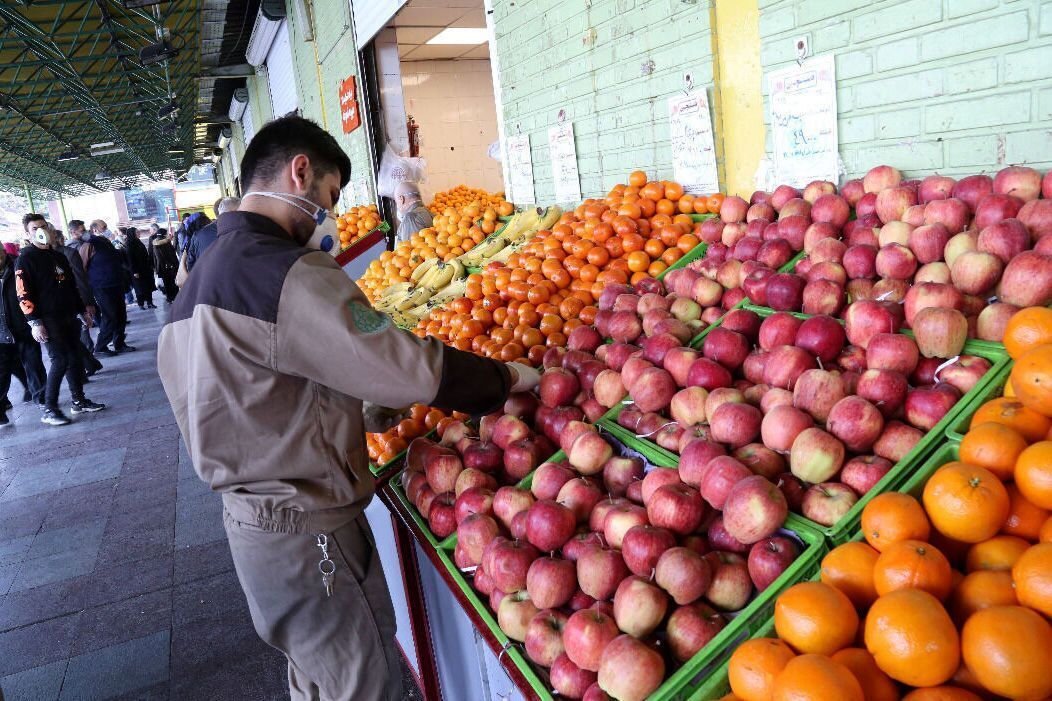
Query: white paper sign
548 122 582 205
505 134 535 205
668 91 720 195
768 54 839 187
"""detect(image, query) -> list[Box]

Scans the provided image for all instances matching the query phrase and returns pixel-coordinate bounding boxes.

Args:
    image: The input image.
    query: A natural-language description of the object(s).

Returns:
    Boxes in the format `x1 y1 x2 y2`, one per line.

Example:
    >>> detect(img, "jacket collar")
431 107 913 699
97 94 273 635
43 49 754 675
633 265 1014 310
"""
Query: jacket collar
218 211 295 243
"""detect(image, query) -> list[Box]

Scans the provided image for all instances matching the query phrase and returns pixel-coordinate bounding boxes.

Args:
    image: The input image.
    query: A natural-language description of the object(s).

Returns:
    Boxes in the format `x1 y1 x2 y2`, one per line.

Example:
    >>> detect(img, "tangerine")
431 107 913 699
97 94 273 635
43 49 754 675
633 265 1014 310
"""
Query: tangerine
964 534 1030 572
922 462 1009 543
771 654 863 701
1014 440 1052 509
861 492 931 553
864 589 960 688
873 539 953 600
1003 306 1052 359
628 170 648 188
1041 515 1052 542
961 605 1052 700
1001 483 1049 540
970 398 1051 442
819 541 880 609
900 688 981 701
1011 542 1052 617
949 569 1017 620
1012 344 1052 417
958 421 1028 481
728 637 796 701
774 581 858 655
829 648 899 701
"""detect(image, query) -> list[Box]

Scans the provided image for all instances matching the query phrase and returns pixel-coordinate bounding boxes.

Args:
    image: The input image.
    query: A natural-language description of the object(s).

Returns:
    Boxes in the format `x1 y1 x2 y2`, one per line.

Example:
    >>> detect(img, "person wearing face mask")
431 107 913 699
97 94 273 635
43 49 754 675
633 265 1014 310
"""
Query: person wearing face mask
157 115 539 701
393 181 433 245
71 219 134 357
16 215 106 425
47 223 103 380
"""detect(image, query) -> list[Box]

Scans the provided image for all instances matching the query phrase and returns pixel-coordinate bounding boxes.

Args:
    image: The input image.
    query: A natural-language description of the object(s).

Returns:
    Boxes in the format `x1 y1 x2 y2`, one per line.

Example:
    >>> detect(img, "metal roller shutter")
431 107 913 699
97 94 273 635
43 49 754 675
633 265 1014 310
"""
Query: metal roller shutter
266 21 298 118
241 107 255 147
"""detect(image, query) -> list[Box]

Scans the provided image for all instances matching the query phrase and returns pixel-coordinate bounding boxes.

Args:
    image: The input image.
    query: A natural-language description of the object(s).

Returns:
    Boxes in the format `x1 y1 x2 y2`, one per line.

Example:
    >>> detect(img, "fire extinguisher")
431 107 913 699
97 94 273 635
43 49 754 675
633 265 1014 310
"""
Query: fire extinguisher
407 115 420 157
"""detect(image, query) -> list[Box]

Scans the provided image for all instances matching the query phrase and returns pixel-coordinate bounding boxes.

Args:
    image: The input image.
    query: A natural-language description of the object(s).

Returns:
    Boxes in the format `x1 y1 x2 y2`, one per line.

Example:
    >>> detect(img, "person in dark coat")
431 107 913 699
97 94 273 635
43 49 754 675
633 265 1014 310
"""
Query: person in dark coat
70 219 135 357
0 244 47 424
120 227 156 309
149 226 179 303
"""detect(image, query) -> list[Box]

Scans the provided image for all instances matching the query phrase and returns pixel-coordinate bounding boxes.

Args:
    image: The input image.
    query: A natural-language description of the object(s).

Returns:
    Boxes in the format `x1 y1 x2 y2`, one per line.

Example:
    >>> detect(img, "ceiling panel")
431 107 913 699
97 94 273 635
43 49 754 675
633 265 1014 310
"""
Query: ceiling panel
451 9 486 27
459 43 491 59
400 44 474 61
396 26 443 43
392 0 489 63
391 7 467 27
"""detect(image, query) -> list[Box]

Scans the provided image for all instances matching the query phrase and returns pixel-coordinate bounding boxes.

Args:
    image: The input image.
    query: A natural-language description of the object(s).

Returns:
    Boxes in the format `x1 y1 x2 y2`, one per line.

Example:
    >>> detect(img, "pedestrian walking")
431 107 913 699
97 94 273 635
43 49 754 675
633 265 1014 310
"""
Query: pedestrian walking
71 219 135 357
149 226 179 303
0 244 47 424
185 197 240 274
120 227 156 309
17 215 106 426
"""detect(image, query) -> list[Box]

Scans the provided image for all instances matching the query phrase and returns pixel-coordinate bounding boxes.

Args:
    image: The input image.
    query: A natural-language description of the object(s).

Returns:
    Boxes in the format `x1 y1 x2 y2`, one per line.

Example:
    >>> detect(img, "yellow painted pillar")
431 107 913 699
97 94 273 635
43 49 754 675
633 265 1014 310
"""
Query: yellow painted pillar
711 0 765 197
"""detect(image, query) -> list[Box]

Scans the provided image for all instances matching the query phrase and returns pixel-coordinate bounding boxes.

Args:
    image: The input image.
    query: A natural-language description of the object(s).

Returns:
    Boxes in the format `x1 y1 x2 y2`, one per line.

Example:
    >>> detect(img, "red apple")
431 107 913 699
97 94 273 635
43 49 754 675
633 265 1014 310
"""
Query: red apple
827 395 885 453
789 427 845 483
653 546 713 606
563 531 605 562
564 609 620 672
526 556 577 610
842 244 878 279
999 251 1052 307
568 430 615 475
939 355 992 394
428 492 457 538
722 475 789 544
454 486 495 524
525 609 570 667
669 387 708 427
864 165 902 193
952 174 994 212
856 369 908 418
602 457 644 497
802 482 859 527
648 483 707 536
763 345 818 391
975 193 1024 230
923 197 969 234
905 383 961 431
874 420 924 462
705 551 753 611
919 174 956 204
841 455 894 495
759 312 803 350
875 243 917 280
490 539 541 593
699 456 752 510
612 576 668 638
621 525 676 577
765 273 806 311
761 387 795 413
977 218 1030 264
993 165 1042 202
525 500 576 552
498 590 540 641
776 472 807 511
597 635 665 701
913 307 968 358
976 302 1020 342
577 546 630 601
733 443 787 480
602 504 649 550
1018 199 1052 241
709 402 762 448
666 602 726 664
795 315 847 364
679 439 728 487
747 536 800 591
686 357 733 391
792 369 846 423
844 300 901 349
492 414 531 451
532 462 575 500
761 405 816 453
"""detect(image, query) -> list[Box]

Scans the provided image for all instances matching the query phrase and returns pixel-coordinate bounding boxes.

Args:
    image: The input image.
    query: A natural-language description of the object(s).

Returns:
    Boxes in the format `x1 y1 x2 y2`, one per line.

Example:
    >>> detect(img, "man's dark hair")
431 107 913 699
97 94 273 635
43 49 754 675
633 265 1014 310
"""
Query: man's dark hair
68 219 84 231
241 115 351 191
22 213 44 232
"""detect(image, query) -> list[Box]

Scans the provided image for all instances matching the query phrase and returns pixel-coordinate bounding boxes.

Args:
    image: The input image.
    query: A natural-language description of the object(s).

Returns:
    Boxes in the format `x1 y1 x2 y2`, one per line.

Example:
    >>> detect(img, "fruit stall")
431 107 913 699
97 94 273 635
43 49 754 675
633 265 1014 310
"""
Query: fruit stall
357 165 1052 701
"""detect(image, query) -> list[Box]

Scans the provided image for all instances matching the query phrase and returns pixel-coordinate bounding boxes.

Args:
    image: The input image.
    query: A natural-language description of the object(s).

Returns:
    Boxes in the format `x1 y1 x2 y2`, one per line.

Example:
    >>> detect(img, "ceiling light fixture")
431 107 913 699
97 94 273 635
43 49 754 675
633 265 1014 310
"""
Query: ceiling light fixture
157 102 179 119
426 28 488 45
139 39 178 65
90 146 126 155
57 151 80 162
90 141 115 149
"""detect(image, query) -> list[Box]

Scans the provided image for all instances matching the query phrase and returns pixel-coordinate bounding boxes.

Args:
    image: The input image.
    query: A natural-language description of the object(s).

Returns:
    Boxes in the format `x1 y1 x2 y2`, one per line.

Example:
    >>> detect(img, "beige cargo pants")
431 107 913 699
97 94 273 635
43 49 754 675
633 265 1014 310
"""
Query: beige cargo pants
224 509 403 701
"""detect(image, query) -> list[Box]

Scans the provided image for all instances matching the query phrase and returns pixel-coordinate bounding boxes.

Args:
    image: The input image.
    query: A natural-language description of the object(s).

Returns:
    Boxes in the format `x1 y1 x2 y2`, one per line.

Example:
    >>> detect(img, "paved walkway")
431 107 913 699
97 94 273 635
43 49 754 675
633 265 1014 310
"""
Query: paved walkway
0 306 292 700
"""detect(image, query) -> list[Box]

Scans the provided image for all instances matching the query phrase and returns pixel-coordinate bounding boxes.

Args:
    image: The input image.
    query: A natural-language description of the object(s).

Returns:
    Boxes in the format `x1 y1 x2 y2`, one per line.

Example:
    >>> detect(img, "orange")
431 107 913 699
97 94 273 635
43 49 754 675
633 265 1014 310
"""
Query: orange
1014 441 1052 509
861 493 931 553
774 581 859 655
964 534 1030 571
772 654 863 701
1001 483 1049 540
1003 306 1052 359
628 170 648 188
873 540 953 600
922 462 1009 543
1041 515 1052 542
864 589 960 688
728 637 796 701
961 605 1052 700
949 569 1017 620
958 422 1028 481
1012 344 1052 417
970 398 1051 442
820 542 880 609
830 648 900 701
900 688 981 701
1012 542 1052 617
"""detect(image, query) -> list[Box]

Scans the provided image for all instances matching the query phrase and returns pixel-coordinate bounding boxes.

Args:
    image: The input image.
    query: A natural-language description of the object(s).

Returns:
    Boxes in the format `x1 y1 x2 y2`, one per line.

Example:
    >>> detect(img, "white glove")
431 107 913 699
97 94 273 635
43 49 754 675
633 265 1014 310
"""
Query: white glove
507 362 541 393
81 311 94 329
362 401 409 433
31 324 48 343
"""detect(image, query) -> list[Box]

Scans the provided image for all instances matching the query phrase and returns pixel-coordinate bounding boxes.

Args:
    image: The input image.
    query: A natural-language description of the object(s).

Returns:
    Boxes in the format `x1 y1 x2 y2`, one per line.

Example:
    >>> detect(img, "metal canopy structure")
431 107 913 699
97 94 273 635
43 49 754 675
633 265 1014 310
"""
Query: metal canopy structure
0 0 242 201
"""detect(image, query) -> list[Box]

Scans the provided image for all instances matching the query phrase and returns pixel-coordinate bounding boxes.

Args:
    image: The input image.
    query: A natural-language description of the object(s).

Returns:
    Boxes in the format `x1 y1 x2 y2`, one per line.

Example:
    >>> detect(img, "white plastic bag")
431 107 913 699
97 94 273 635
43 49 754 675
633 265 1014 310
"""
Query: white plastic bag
376 142 427 198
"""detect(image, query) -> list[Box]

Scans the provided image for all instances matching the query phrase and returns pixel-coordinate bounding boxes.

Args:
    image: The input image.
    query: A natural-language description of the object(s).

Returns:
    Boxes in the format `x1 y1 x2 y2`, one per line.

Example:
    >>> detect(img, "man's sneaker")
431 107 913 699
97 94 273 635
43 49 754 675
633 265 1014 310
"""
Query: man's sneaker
114 344 137 353
71 399 106 414
41 409 71 426
96 348 117 358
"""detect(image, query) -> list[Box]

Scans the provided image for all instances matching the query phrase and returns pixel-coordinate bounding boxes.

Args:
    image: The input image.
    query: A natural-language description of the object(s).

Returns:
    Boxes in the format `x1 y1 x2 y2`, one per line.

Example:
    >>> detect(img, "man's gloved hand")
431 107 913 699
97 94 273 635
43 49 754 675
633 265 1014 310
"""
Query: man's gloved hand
81 311 94 329
362 401 409 434
507 362 541 393
31 324 48 344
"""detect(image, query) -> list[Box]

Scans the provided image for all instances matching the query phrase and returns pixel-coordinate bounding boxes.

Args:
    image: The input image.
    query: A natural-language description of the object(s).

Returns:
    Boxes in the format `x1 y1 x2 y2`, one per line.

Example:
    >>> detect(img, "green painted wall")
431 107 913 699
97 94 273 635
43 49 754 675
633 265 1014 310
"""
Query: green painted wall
758 0 1052 180
490 0 718 203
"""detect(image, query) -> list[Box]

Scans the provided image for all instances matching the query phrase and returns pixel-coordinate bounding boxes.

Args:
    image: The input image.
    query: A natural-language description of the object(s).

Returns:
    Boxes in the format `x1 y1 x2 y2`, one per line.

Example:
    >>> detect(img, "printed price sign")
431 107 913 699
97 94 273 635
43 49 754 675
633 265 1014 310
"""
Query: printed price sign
339 76 361 134
548 121 582 205
668 91 720 195
768 54 839 187
506 133 535 205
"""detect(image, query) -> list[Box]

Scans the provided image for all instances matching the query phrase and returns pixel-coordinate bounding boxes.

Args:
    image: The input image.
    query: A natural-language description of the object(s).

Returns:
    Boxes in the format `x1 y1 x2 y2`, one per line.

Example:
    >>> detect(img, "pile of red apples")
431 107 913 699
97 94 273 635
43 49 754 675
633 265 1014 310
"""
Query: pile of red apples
602 306 992 531
719 164 1052 332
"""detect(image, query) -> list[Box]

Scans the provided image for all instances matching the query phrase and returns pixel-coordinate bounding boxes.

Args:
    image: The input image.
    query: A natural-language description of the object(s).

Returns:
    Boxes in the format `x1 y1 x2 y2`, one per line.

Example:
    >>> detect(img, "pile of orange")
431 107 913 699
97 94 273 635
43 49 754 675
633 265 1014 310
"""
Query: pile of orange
366 404 470 465
724 305 1052 701
410 171 707 364
428 185 512 218
336 204 382 248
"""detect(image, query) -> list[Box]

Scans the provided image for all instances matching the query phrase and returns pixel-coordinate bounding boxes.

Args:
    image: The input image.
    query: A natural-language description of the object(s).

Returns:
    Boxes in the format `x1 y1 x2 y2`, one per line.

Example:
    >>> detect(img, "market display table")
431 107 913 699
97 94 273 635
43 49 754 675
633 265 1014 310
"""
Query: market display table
336 228 386 280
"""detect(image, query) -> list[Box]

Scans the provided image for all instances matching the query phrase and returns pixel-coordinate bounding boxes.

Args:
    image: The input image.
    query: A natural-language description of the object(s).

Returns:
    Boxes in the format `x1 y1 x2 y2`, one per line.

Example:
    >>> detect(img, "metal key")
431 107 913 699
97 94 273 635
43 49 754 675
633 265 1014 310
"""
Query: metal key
316 534 336 597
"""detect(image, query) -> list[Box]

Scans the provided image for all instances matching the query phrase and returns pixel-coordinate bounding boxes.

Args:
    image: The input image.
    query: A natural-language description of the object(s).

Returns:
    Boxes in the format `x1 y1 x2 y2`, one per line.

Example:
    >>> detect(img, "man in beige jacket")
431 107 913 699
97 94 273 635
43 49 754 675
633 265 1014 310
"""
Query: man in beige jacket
158 115 537 700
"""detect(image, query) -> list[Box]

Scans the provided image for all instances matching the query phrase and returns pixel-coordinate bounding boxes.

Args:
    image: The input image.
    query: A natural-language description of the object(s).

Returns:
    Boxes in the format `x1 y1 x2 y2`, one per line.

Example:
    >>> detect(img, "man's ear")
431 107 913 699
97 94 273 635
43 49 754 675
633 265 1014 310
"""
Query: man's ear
289 154 312 193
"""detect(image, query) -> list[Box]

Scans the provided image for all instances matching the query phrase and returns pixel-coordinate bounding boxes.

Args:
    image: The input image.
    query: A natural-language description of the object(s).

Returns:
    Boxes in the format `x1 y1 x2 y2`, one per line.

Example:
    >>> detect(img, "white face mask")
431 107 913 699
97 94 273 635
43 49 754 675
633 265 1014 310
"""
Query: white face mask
306 214 339 255
243 191 329 226
80 232 91 242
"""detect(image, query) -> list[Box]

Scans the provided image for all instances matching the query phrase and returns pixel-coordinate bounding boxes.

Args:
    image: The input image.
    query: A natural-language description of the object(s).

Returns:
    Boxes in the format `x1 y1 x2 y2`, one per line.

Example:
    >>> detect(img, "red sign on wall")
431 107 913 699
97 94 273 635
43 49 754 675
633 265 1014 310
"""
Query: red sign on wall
339 76 361 133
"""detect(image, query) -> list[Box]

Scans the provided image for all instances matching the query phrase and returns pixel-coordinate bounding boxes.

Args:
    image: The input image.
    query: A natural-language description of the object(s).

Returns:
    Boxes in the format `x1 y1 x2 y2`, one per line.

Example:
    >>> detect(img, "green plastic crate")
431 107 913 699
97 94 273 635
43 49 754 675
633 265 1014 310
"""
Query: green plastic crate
368 428 437 478
660 242 709 278
945 359 1013 442
690 213 718 223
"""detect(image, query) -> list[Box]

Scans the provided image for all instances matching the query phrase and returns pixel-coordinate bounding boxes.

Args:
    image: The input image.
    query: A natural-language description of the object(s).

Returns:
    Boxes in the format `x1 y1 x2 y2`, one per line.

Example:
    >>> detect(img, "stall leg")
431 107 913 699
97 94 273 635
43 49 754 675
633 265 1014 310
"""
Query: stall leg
392 513 444 701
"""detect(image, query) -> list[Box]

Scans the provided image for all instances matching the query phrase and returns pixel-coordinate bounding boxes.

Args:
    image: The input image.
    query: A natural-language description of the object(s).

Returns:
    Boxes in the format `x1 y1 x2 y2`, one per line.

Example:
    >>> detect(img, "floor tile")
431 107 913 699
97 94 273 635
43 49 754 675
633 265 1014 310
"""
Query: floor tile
171 571 248 628
59 630 170 701
0 659 67 701
71 589 172 657
173 492 224 548
0 612 80 677
173 539 234 585
0 535 34 567
7 545 99 594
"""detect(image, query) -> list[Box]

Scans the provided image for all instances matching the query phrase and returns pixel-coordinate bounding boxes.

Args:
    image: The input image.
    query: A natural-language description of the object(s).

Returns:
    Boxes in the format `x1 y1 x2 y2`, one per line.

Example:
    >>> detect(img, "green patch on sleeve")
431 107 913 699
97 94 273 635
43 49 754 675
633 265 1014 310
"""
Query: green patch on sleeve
349 300 392 335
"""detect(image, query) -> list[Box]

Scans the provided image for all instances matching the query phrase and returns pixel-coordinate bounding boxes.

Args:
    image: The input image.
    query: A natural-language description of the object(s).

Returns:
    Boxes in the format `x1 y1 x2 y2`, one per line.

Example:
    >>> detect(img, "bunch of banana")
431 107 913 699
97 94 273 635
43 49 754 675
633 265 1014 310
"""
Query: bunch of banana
417 258 466 289
457 205 564 267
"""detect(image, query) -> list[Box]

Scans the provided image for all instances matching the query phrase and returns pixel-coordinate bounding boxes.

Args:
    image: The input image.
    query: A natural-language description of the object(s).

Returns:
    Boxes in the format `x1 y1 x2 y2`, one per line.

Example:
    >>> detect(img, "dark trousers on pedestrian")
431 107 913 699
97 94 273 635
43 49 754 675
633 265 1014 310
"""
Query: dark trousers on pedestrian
158 272 178 303
41 316 86 410
0 338 47 405
94 286 128 351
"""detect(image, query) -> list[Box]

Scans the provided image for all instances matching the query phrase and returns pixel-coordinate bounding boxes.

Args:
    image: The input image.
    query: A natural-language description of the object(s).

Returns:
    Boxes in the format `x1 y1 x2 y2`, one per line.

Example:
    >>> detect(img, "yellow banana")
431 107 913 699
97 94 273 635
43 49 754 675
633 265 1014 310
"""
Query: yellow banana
410 257 437 283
